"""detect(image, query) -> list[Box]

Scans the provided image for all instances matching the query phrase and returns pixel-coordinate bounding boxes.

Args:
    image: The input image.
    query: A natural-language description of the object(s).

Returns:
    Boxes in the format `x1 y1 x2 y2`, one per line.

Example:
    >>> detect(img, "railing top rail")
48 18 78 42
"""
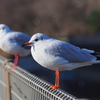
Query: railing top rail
0 55 77 100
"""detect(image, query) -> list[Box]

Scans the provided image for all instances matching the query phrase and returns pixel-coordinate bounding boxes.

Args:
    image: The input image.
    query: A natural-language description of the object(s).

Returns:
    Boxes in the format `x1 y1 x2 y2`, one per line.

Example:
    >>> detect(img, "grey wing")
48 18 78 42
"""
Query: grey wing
46 40 96 62
9 31 31 49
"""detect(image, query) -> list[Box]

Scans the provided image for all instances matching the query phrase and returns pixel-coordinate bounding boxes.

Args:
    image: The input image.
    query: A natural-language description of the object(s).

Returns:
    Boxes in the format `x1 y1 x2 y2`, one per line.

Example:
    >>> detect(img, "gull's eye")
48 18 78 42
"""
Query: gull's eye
34 39 38 42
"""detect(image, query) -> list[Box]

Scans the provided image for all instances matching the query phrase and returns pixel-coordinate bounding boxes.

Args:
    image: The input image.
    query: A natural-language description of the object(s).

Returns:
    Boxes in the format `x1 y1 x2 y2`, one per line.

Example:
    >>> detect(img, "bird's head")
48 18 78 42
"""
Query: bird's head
22 33 49 47
0 24 10 33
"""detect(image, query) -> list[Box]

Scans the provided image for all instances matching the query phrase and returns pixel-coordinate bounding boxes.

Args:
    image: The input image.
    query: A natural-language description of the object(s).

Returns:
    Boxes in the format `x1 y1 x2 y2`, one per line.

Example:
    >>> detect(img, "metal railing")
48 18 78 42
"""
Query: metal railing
0 55 78 100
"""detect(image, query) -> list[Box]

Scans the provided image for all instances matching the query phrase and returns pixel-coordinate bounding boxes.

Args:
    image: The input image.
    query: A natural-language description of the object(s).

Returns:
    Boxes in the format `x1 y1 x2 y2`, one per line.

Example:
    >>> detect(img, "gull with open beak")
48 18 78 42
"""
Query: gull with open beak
22 33 100 90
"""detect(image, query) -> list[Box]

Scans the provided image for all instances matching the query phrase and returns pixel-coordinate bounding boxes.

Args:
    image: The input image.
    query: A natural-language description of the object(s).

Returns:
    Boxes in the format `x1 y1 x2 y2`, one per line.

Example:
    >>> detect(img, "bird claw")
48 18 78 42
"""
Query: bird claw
49 85 60 90
10 65 17 71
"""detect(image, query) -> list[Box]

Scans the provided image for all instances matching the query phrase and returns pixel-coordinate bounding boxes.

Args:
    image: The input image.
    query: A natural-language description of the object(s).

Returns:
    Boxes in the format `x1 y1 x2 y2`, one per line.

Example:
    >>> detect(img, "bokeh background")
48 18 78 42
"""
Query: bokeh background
0 0 100 100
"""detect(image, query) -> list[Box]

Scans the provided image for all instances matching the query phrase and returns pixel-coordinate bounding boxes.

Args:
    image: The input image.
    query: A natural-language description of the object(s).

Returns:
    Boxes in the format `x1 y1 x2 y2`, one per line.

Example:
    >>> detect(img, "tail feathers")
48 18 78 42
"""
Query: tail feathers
91 52 100 60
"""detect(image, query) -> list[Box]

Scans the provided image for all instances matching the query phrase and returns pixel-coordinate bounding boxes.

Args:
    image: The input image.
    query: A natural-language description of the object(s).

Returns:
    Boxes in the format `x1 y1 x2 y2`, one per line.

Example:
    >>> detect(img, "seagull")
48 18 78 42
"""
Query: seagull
22 33 100 90
0 24 31 70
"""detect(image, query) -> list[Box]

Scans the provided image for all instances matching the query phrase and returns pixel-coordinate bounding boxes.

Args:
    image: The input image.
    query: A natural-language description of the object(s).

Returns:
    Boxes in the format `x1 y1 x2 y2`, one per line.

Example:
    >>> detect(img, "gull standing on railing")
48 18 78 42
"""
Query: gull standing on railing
0 24 31 70
22 33 100 90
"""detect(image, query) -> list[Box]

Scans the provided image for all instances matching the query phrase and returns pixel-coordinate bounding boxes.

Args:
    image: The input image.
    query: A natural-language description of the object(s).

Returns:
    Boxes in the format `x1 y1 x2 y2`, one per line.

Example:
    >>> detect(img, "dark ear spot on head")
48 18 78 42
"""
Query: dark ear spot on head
2 27 5 30
41 37 43 40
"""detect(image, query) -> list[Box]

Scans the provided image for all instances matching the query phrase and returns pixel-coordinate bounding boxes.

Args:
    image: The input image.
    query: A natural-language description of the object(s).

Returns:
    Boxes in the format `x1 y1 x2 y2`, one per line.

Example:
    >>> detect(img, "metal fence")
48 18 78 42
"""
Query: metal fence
0 55 78 100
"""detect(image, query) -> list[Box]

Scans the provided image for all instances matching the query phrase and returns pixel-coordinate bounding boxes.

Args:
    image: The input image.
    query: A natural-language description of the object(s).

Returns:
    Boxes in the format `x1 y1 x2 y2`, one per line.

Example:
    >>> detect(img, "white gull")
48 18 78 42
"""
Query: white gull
0 24 31 70
22 33 100 90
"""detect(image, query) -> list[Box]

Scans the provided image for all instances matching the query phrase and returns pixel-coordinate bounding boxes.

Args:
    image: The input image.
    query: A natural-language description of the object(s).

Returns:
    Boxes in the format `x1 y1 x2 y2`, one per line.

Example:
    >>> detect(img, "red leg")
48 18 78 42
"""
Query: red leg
49 70 60 90
10 55 19 71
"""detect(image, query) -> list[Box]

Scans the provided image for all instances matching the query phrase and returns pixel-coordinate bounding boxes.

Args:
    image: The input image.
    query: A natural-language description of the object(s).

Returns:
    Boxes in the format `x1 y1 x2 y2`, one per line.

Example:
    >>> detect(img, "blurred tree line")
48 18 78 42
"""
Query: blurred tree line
0 0 100 38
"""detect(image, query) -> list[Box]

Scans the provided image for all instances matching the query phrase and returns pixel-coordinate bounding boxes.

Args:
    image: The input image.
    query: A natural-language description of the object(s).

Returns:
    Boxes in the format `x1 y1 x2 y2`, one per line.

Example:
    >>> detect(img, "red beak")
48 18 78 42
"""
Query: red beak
22 42 32 47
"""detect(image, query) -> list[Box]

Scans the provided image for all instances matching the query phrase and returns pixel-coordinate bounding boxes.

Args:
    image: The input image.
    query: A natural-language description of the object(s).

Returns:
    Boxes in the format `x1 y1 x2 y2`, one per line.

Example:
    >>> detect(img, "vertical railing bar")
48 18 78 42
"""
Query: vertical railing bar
5 69 11 100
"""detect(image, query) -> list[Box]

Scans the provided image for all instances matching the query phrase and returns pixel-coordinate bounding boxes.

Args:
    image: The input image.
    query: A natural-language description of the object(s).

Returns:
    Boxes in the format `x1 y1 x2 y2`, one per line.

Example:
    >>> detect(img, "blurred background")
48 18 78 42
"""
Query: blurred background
0 0 100 100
